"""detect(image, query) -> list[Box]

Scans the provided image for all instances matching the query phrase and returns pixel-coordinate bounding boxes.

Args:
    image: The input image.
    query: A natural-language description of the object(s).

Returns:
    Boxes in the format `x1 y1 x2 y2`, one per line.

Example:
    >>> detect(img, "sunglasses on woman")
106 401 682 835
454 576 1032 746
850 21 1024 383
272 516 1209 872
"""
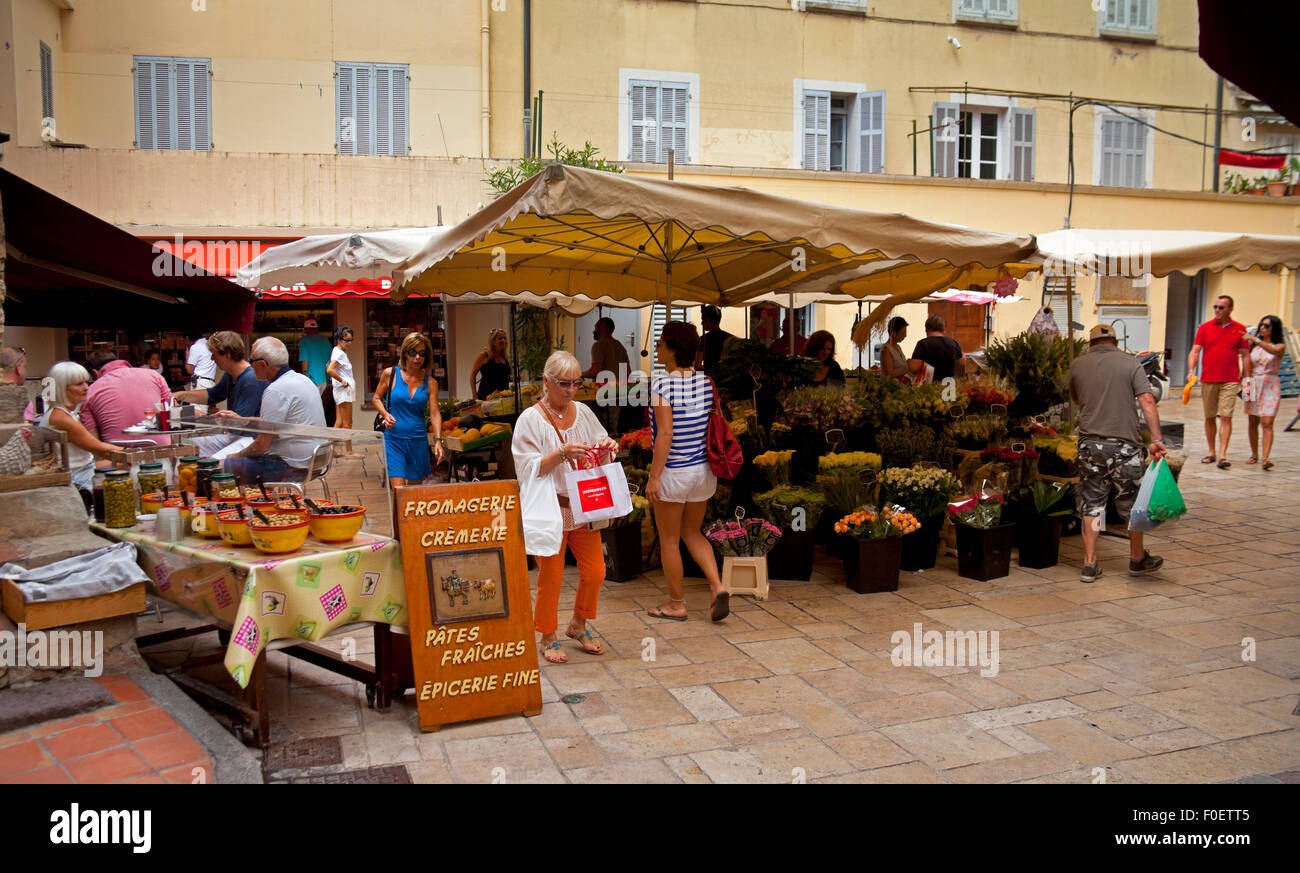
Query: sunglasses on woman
548 377 581 389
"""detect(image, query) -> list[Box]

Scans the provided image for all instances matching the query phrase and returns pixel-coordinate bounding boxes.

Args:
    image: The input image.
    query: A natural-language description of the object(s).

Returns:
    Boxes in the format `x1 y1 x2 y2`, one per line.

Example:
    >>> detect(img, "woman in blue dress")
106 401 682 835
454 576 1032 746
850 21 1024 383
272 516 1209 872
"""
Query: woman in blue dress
372 332 444 488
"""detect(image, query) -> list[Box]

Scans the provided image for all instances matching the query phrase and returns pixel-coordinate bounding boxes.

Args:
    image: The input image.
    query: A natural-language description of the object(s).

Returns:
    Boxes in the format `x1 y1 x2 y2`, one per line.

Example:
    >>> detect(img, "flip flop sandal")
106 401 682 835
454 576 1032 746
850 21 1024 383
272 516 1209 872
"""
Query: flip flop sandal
541 641 568 664
1246 456 1258 464
710 591 731 623
1217 459 1231 469
1200 455 1217 464
566 625 604 655
647 607 688 622
1263 459 1274 471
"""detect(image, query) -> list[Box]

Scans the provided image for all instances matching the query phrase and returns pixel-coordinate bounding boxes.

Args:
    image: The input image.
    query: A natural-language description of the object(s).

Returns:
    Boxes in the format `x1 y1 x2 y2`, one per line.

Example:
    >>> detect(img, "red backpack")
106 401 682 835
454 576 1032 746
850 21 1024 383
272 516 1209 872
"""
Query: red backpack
706 377 744 480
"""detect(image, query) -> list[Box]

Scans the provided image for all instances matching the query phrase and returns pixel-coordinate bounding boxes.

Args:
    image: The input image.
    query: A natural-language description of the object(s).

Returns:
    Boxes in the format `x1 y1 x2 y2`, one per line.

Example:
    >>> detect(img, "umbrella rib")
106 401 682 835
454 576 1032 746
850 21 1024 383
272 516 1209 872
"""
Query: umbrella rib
525 215 652 259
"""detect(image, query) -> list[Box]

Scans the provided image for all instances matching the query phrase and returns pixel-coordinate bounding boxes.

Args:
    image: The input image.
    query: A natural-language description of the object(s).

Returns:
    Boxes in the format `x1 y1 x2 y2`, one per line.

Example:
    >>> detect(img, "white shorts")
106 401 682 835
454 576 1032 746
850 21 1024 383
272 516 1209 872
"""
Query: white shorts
658 463 717 503
332 383 355 404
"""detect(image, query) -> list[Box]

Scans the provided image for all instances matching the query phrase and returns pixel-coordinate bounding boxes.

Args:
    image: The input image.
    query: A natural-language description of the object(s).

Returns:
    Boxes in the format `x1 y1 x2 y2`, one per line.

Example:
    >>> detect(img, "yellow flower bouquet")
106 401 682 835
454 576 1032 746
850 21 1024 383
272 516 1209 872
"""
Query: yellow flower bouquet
753 449 796 487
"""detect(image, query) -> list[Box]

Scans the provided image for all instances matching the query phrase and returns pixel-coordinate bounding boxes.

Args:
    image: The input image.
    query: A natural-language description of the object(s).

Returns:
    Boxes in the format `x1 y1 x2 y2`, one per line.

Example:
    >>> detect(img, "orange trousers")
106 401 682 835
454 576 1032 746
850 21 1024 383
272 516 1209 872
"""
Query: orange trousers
532 525 605 635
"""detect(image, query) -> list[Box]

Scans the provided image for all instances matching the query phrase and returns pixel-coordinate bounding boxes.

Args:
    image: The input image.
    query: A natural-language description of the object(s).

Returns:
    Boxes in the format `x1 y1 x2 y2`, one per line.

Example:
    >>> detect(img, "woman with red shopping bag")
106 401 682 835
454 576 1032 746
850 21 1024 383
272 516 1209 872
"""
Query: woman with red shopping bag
512 351 619 664
646 321 730 623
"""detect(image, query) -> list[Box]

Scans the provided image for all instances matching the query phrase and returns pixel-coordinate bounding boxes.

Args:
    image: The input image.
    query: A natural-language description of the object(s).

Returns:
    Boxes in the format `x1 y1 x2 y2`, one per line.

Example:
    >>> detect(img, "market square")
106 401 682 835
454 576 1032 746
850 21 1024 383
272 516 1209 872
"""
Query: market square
0 0 1297 799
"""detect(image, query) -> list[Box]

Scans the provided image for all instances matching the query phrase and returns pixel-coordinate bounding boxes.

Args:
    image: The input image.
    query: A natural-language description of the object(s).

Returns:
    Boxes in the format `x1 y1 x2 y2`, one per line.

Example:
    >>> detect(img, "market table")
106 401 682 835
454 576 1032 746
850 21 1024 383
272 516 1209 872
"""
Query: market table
90 521 410 746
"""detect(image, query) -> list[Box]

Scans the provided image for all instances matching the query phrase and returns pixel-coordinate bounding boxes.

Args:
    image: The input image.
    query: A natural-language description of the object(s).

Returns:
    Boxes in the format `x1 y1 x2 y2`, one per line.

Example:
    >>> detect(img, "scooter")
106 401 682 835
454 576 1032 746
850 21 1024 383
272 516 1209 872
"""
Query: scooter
1135 350 1168 402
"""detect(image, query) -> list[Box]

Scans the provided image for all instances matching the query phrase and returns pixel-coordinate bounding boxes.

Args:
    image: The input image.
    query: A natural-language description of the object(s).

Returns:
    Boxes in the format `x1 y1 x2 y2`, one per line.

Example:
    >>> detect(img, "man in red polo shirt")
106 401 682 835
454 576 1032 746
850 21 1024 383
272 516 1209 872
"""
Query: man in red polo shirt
1187 294 1250 469
81 349 173 447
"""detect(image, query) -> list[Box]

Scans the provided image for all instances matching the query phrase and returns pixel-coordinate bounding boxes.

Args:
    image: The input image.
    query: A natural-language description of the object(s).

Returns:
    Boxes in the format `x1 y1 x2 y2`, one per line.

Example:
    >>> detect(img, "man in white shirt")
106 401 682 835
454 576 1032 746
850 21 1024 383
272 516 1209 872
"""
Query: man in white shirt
220 337 327 483
186 332 217 413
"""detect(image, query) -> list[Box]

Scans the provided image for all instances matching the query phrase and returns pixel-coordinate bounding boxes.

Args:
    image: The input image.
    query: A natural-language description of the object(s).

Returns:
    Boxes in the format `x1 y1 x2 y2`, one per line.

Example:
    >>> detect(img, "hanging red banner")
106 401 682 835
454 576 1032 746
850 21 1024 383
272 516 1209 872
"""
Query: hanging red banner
1218 149 1286 169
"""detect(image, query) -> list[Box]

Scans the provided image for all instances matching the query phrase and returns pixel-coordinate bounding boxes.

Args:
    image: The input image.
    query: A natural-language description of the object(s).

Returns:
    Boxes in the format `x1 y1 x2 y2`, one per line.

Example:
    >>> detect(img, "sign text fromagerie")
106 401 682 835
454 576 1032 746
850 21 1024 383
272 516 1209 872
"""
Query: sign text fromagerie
397 482 542 731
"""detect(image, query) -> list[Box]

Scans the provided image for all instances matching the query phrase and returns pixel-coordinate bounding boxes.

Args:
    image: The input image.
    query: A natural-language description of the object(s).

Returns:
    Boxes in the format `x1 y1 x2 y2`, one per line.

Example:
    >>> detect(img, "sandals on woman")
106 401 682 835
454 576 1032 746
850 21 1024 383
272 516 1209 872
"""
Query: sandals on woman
1200 455 1216 464
1246 456 1258 464
1262 459 1274 471
1217 458 1231 469
541 640 568 664
565 624 604 655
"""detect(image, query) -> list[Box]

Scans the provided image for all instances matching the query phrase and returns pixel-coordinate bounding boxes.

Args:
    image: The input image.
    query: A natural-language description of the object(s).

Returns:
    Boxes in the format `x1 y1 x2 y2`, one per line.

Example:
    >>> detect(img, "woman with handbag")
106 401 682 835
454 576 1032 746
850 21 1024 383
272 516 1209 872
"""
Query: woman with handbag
646 321 729 623
1243 315 1285 471
512 351 619 664
372 332 444 490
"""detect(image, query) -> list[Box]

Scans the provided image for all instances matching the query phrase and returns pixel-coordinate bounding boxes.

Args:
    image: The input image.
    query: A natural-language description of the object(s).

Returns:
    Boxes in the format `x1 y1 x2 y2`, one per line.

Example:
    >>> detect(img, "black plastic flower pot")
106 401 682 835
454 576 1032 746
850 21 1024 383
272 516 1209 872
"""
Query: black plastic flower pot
842 536 902 594
602 522 643 582
766 528 814 581
899 523 941 571
956 522 1017 581
1016 516 1063 569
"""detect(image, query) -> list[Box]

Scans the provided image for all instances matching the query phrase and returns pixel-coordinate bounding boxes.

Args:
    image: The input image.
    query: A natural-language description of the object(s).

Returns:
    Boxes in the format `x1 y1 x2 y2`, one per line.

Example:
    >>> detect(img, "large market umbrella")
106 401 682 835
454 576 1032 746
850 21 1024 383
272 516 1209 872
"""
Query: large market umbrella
235 227 451 289
390 164 1039 308
1036 228 1300 278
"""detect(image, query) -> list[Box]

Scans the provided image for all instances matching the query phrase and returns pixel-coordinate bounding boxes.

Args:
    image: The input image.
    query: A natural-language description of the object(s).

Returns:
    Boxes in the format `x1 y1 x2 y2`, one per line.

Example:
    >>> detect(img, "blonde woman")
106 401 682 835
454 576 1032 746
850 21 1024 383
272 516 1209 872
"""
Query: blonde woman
372 333 444 488
512 351 618 663
471 328 511 400
38 361 119 507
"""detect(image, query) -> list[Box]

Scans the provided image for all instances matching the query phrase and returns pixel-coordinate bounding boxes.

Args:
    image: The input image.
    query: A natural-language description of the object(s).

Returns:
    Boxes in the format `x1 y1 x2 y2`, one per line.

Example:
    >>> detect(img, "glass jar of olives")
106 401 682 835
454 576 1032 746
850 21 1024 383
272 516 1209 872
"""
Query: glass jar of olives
211 472 243 501
104 470 137 528
196 458 221 500
137 461 166 504
177 456 200 494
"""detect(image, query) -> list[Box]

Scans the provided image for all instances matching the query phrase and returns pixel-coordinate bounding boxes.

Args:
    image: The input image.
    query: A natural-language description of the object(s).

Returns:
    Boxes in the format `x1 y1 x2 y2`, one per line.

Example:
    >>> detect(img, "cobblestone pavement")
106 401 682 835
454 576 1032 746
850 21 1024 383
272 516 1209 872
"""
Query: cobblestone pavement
154 398 1300 783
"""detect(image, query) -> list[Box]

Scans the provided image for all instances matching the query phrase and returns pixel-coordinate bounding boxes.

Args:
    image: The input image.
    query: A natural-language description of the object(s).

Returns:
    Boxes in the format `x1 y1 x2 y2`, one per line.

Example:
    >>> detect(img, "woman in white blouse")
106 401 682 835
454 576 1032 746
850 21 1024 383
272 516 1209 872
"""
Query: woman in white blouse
512 351 618 664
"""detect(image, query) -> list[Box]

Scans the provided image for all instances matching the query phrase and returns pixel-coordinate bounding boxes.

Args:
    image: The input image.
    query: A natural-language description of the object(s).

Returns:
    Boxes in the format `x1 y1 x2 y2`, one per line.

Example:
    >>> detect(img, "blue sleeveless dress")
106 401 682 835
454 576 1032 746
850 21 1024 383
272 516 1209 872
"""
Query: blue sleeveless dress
384 369 430 480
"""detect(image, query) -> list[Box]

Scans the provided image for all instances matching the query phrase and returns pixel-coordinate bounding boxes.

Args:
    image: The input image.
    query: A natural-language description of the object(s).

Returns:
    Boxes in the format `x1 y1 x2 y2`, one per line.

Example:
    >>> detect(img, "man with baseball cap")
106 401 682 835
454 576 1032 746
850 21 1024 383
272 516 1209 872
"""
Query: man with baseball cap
297 318 333 388
1067 323 1167 583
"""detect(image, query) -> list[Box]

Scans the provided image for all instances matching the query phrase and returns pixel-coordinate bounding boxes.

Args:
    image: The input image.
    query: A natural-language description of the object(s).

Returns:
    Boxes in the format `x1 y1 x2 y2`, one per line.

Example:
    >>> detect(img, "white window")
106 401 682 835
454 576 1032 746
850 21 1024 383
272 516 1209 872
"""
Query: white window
932 100 1034 180
796 80 885 173
336 62 409 156
620 69 699 164
134 56 212 151
802 0 869 13
1098 0 1156 37
1044 274 1083 336
40 42 54 122
954 0 1017 25
1094 108 1153 188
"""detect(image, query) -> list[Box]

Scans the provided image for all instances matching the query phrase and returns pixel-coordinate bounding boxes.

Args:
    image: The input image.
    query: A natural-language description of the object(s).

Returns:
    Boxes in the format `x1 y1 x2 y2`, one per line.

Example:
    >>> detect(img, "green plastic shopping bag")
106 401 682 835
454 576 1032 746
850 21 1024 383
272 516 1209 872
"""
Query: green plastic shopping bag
1147 458 1187 522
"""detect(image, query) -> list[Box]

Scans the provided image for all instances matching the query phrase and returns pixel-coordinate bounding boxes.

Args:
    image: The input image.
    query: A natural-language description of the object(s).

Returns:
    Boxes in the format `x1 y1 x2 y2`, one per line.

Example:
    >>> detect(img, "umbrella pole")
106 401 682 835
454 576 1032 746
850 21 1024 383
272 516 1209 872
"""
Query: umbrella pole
1066 274 1076 430
510 302 521 415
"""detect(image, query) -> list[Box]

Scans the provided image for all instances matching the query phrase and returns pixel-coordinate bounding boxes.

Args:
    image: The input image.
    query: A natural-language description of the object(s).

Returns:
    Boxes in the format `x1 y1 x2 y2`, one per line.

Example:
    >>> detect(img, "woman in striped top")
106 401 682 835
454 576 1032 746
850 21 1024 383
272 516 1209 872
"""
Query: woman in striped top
646 321 728 623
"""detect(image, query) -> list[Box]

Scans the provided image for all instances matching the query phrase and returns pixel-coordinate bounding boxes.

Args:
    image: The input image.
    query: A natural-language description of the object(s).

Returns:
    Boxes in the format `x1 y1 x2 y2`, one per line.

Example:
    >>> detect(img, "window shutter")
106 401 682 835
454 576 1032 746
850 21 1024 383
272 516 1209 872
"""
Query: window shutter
960 0 985 12
336 63 356 154
1010 106 1034 181
802 90 830 170
192 60 211 150
134 59 154 149
1044 275 1082 336
988 0 1013 18
40 42 54 121
630 81 656 162
374 65 392 156
355 64 372 154
1104 0 1120 27
390 66 409 155
857 90 885 173
175 60 194 150
152 59 173 150
1100 115 1146 187
932 101 959 177
648 304 687 376
663 82 689 163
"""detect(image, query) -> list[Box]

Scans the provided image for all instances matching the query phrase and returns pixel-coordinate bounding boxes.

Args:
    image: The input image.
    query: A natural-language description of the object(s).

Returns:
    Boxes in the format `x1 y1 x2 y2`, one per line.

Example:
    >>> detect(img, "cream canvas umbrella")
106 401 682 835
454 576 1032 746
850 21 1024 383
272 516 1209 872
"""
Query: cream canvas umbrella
1036 228 1300 278
391 165 1039 311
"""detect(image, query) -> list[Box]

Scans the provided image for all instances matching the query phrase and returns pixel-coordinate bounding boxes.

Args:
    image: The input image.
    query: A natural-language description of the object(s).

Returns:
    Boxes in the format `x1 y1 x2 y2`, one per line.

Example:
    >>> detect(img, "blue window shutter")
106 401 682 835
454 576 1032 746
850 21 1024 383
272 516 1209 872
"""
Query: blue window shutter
1010 106 1034 181
932 101 959 177
336 63 356 154
175 59 194 150
355 64 373 153
630 80 657 162
858 89 885 173
134 58 155 149
374 65 392 156
390 66 409 155
193 60 212 150
803 90 830 170
663 82 689 163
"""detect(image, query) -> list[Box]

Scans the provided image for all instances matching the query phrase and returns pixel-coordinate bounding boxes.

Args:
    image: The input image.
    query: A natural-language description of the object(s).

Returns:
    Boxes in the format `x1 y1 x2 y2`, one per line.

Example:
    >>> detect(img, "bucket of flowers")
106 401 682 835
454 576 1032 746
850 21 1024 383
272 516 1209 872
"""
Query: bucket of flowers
603 494 650 582
949 482 1017 581
880 465 960 571
753 449 796 489
834 504 920 593
754 485 826 582
705 512 785 600
618 426 653 467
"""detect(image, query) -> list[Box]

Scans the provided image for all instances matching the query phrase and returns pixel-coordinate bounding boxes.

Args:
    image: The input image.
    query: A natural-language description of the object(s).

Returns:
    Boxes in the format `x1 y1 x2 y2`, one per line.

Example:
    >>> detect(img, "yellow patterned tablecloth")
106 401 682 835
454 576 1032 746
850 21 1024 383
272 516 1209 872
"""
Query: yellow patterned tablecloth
90 523 407 688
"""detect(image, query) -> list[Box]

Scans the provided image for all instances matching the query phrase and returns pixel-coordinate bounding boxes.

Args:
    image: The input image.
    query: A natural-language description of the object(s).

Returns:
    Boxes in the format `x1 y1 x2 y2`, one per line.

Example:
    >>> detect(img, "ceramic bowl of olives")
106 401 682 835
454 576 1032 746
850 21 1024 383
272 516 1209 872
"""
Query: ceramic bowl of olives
216 511 254 547
307 505 366 543
249 514 311 554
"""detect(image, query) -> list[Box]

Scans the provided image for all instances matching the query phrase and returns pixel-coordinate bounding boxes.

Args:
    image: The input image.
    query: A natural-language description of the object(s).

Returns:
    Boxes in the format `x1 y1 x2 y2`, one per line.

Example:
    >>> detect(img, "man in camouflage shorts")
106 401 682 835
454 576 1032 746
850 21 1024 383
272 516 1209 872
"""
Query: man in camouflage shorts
1068 325 1167 583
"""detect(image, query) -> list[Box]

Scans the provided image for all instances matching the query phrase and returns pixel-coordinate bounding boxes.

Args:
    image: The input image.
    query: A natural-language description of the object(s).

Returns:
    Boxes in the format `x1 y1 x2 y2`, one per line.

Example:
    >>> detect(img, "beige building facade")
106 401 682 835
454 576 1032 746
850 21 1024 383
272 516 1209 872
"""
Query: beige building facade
1 0 1297 397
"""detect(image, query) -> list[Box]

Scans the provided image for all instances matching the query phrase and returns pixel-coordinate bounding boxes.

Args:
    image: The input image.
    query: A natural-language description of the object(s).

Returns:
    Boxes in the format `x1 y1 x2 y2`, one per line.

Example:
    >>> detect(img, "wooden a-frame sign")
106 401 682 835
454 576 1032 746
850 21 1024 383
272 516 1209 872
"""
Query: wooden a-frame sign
396 481 542 731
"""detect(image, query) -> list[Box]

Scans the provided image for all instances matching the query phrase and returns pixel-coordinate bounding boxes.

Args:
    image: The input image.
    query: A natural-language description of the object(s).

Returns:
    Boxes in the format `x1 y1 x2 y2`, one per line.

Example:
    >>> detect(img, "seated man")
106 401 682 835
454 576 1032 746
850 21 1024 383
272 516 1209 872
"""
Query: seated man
220 337 326 483
82 349 173 447
173 331 268 458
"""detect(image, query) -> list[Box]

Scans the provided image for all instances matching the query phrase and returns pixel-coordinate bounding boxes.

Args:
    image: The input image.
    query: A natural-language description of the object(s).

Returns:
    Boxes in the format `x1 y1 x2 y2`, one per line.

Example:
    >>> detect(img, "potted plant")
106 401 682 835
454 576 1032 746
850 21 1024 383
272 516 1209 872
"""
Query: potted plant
815 451 882 558
1286 158 1300 196
602 495 650 582
880 465 960 571
984 332 1085 419
754 485 826 581
949 488 1017 581
705 516 785 600
752 449 796 490
834 506 919 593
1266 171 1289 197
1010 481 1075 569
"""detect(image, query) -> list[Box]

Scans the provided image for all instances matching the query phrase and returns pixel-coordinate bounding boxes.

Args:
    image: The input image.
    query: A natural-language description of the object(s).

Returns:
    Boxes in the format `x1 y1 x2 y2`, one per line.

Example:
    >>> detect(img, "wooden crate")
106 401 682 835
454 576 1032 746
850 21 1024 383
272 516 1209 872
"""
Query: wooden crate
2 578 146 632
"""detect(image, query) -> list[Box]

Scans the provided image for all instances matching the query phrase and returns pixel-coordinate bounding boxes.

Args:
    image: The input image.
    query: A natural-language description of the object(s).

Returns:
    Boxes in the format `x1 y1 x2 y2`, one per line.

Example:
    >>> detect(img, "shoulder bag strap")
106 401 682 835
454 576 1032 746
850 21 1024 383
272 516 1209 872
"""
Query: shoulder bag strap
386 368 395 410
